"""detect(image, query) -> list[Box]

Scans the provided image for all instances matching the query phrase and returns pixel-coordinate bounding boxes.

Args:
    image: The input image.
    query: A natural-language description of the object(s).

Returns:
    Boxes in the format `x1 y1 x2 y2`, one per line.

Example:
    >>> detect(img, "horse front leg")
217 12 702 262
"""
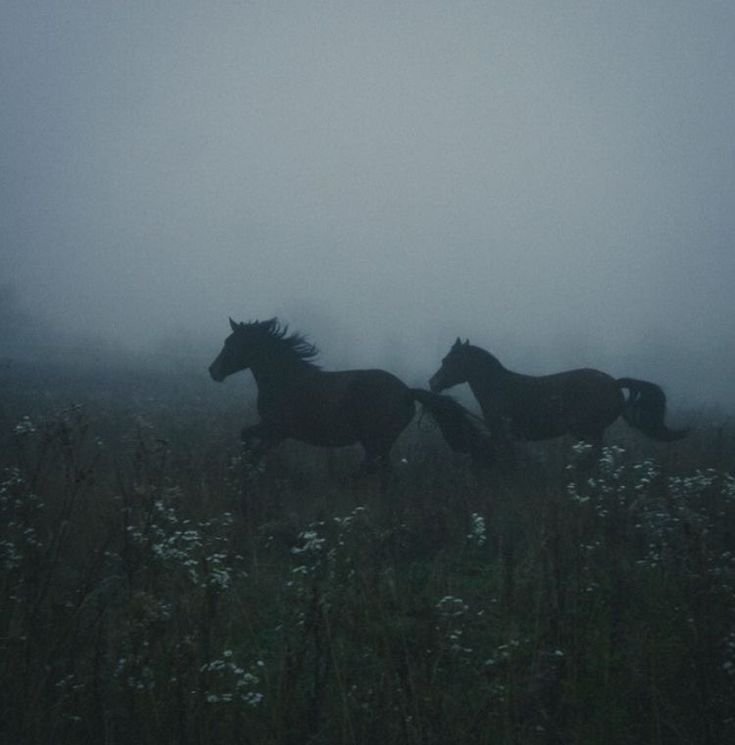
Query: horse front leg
357 442 398 501
241 422 282 459
484 414 517 471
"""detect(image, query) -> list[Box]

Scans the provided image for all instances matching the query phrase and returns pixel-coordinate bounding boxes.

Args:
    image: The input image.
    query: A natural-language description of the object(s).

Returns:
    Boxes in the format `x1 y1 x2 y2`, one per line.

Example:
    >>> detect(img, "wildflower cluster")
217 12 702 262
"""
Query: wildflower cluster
200 650 264 706
126 490 245 590
287 523 328 585
14 415 36 436
435 595 474 656
52 672 87 724
564 446 735 581
273 506 376 655
111 591 176 692
0 467 46 579
723 625 735 678
290 527 327 559
480 637 538 705
668 469 719 501
286 505 370 582
114 656 157 692
567 445 630 512
466 512 487 547
482 637 531 669
631 470 721 571
722 474 735 504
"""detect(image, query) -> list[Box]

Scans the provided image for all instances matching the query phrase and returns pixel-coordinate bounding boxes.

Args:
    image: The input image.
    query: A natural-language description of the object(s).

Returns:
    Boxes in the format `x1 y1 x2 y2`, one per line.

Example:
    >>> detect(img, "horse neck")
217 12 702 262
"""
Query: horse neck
464 351 511 395
249 350 312 392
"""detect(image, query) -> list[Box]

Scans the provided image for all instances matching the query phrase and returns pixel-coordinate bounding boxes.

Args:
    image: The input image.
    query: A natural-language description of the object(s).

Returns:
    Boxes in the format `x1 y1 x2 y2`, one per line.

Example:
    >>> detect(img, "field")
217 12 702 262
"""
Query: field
1 359 734 745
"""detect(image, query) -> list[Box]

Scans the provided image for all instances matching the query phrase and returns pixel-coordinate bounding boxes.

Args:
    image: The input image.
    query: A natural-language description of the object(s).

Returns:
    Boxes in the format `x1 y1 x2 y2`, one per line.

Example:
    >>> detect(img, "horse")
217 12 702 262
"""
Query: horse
209 319 493 474
429 338 686 460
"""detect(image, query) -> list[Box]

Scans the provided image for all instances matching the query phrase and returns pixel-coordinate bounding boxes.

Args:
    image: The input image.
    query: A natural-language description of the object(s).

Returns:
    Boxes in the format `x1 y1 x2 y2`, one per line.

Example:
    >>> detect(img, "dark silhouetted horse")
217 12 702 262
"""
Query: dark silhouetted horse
429 339 686 458
209 319 493 473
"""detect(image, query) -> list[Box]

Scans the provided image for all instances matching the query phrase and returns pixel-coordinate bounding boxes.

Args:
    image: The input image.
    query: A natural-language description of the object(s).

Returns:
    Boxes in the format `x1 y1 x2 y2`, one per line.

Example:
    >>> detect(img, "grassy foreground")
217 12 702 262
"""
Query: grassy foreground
1 362 734 744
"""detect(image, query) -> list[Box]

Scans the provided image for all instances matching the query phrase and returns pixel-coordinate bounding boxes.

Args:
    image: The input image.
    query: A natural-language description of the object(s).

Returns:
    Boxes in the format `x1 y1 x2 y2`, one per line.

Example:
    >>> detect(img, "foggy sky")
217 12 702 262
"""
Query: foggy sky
2 1 734 407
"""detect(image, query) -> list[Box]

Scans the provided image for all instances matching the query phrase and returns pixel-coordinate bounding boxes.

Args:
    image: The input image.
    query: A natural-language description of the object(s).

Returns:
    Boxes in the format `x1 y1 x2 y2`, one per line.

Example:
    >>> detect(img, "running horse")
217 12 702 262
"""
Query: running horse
209 319 493 473
429 339 686 459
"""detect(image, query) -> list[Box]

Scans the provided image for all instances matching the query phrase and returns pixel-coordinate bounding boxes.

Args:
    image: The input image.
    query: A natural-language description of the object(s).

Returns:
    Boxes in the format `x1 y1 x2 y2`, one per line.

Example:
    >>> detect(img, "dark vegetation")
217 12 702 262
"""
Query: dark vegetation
1 358 734 744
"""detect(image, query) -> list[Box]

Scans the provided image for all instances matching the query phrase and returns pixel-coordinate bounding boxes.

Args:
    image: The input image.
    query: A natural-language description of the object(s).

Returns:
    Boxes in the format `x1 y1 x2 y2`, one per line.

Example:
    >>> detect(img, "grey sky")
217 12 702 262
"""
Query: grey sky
2 1 734 405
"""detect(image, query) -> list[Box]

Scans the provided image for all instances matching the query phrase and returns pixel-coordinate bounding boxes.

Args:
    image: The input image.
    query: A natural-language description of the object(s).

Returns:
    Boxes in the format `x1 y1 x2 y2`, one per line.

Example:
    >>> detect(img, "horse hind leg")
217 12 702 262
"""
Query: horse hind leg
358 441 397 496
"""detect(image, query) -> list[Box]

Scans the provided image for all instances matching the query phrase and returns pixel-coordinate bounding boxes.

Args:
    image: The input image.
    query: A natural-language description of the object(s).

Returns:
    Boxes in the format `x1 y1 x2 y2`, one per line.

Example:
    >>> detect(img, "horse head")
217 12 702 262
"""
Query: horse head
208 317 262 381
429 338 471 392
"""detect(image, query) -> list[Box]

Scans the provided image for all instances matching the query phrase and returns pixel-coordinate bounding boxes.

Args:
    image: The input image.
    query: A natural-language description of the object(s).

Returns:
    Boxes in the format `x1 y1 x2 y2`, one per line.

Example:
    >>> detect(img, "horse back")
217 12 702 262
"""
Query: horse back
258 367 413 447
500 367 623 440
329 369 415 435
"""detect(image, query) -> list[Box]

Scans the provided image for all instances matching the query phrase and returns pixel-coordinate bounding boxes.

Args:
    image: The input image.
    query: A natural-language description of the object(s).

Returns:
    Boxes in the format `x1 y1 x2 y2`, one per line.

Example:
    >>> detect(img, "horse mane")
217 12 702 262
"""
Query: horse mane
242 318 320 366
464 343 506 371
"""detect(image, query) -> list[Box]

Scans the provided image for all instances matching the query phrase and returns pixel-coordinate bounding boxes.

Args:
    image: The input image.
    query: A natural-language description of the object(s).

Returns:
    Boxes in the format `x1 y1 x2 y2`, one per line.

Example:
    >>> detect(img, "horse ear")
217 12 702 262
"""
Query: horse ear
454 337 461 347
229 317 238 332
464 339 470 346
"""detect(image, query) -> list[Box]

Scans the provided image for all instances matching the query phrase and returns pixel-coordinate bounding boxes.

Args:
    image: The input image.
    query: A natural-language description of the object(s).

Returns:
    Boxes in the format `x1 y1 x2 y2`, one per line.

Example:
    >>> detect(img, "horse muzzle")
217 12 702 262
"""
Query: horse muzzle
429 372 444 393
209 364 225 382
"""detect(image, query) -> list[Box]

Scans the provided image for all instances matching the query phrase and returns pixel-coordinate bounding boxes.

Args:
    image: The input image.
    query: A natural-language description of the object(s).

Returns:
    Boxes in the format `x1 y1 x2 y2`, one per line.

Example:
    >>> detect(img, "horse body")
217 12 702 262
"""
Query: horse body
250 364 414 450
430 339 685 450
473 368 624 441
210 319 491 472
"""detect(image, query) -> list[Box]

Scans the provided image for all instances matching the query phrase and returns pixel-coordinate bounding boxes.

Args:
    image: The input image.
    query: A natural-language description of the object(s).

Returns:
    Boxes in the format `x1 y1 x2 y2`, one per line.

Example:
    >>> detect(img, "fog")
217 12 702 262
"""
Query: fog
2 1 734 408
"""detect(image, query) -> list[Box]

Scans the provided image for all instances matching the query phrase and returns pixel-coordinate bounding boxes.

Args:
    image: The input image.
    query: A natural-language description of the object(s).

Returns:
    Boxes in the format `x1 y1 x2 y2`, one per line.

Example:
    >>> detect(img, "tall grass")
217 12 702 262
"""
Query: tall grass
1 365 734 744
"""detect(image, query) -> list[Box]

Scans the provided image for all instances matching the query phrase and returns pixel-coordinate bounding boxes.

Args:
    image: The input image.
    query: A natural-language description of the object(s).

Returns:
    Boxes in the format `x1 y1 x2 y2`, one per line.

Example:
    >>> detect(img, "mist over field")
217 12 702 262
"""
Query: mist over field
2 0 735 408
5 6 735 743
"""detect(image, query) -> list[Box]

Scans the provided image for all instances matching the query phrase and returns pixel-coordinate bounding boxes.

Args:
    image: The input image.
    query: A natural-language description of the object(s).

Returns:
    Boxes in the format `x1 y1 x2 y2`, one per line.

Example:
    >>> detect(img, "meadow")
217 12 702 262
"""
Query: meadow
1 358 734 744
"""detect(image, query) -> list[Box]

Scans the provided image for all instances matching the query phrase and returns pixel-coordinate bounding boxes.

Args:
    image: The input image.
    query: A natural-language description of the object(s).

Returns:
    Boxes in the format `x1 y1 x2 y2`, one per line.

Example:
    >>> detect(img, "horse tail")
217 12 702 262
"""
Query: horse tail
616 378 687 442
410 389 494 465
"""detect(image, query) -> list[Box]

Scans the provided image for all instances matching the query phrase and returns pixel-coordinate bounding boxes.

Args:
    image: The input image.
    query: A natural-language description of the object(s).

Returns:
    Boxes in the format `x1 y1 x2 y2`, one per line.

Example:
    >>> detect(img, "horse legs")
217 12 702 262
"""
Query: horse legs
241 422 282 459
477 412 517 471
359 441 396 494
